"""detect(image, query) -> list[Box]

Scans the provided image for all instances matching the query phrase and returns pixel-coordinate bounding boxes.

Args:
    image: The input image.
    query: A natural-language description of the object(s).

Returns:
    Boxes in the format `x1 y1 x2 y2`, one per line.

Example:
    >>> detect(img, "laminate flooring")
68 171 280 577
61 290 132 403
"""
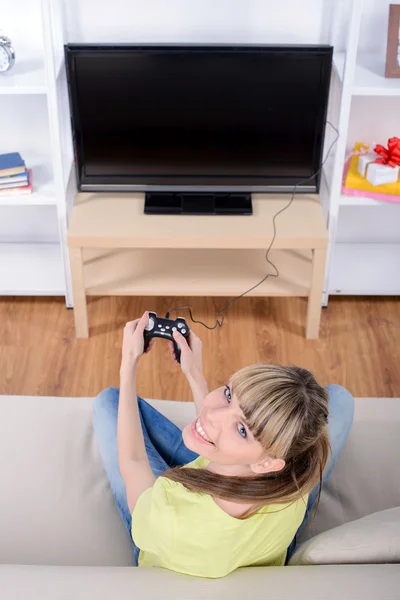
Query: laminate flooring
1 295 399 399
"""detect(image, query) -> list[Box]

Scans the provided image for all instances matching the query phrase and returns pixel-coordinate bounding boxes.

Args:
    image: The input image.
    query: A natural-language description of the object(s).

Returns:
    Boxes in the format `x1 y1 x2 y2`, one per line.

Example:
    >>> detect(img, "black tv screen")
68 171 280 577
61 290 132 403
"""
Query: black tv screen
65 44 332 192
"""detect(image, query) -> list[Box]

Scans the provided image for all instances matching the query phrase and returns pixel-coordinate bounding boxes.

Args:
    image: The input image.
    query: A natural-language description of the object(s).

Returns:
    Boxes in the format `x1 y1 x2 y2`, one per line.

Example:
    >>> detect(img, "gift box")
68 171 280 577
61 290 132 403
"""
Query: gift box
343 142 400 204
364 162 399 186
356 139 400 187
357 152 378 177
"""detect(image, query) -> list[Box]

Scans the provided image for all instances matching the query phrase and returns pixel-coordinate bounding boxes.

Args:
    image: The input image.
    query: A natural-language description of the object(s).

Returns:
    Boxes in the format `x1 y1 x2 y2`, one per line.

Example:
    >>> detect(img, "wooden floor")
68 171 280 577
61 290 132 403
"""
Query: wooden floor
0 295 399 399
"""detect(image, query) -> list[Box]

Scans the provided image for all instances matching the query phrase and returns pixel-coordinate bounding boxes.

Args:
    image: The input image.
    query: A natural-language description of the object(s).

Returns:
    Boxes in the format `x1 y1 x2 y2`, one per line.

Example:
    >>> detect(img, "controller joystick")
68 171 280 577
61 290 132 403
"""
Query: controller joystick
143 312 190 363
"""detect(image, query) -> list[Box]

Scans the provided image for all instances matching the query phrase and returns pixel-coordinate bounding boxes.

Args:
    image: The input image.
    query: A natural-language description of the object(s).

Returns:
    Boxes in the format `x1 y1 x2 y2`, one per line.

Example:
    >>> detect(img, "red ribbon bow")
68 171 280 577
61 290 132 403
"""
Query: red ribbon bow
374 137 400 168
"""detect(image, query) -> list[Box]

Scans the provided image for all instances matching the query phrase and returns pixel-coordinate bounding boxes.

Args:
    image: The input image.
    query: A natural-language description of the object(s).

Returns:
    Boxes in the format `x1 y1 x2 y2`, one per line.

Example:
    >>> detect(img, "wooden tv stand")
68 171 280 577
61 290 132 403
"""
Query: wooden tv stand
67 192 328 339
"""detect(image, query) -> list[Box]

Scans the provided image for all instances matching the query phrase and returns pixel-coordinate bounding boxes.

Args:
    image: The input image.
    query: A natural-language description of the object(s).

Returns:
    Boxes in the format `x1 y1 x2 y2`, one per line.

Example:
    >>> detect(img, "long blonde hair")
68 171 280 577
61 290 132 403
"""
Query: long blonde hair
164 364 330 513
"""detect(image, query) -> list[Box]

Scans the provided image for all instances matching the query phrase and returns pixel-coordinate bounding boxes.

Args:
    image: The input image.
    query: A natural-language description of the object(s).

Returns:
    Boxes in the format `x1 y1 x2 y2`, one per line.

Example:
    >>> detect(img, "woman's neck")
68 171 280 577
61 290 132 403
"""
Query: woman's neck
204 462 259 518
205 461 254 477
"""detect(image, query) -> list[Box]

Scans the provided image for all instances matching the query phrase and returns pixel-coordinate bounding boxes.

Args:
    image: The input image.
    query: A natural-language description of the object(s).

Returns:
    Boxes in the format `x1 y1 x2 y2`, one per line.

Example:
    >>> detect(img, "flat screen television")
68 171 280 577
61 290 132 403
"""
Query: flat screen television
65 44 332 212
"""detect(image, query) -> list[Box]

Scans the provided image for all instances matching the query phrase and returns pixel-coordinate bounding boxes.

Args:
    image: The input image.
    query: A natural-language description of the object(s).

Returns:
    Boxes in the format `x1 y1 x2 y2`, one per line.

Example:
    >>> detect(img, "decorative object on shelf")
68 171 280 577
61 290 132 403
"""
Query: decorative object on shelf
0 31 15 73
0 153 32 196
385 4 400 78
374 137 400 167
342 142 400 205
357 138 400 186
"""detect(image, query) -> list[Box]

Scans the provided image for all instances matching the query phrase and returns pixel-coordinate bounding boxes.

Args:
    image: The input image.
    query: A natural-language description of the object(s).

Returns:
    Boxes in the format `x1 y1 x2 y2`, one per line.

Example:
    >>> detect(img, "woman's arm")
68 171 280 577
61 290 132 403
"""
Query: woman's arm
118 315 156 513
186 367 209 414
170 329 209 414
118 369 155 513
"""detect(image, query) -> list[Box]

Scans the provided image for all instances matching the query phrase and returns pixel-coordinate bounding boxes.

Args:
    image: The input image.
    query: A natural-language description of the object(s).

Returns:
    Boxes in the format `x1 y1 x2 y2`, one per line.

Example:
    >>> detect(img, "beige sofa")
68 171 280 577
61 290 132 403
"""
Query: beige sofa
0 395 399 600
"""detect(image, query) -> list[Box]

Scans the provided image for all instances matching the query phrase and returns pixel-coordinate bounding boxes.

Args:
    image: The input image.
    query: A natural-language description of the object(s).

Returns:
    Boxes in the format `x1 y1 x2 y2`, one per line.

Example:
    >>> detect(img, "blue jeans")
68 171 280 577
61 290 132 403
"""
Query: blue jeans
92 384 354 566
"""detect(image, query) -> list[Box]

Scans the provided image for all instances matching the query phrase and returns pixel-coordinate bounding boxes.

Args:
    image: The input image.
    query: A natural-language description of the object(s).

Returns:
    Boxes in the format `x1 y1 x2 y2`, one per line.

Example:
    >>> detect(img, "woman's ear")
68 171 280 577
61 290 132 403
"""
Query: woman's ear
250 457 285 475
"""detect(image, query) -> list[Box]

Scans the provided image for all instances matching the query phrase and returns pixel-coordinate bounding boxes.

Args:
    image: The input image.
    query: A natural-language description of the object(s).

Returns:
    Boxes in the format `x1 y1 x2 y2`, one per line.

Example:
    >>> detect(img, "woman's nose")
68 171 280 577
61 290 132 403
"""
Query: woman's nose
207 405 226 427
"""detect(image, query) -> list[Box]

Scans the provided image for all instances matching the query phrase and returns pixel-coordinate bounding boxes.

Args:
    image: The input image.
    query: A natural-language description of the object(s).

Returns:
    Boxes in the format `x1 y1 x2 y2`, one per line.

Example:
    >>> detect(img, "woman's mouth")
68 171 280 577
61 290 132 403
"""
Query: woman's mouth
191 417 214 445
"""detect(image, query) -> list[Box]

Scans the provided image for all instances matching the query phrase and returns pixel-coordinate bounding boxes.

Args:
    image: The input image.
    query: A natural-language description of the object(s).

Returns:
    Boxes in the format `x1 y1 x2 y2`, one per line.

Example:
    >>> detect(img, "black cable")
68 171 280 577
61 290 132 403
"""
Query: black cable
166 121 340 330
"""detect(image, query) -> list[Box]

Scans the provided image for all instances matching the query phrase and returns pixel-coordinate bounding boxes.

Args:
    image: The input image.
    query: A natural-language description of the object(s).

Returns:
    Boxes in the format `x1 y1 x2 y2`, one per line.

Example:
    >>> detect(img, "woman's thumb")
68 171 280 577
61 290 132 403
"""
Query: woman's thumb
173 329 189 350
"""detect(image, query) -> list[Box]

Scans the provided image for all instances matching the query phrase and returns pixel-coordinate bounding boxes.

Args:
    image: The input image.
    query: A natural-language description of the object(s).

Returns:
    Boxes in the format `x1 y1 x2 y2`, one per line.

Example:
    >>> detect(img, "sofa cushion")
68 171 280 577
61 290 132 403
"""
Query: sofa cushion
298 397 400 543
289 507 400 565
1 564 400 600
0 395 196 567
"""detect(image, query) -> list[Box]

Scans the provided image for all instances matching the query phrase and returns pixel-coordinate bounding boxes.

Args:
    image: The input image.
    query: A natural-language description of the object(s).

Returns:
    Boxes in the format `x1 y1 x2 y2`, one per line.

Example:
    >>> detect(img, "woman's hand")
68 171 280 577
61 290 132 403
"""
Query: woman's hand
120 312 155 375
169 329 203 377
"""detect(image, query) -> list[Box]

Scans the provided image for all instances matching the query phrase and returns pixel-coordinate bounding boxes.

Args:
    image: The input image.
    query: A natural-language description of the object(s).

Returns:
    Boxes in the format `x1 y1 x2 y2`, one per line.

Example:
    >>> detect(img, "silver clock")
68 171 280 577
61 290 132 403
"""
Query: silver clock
0 33 15 73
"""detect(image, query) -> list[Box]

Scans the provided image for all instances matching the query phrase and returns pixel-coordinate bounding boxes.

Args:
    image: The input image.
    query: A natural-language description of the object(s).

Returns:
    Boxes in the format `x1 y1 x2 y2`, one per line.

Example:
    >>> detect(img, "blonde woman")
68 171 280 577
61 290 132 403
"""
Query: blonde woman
93 313 354 578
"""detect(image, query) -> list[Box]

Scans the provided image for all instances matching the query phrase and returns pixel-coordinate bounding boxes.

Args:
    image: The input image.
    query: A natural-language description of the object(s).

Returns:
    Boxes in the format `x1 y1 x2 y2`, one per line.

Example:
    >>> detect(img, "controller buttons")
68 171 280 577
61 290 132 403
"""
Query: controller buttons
178 322 184 329
166 326 170 329
145 317 155 331
172 327 177 332
161 328 166 332
181 328 187 334
158 324 162 328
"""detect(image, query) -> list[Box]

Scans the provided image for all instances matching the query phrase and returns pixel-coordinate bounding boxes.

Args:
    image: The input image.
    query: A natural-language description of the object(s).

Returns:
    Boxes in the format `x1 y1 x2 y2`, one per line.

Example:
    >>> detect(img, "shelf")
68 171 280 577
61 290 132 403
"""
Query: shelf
0 55 63 96
83 248 312 297
329 243 400 295
0 158 56 206
340 194 388 207
69 193 328 250
333 53 400 97
0 243 65 295
0 58 47 95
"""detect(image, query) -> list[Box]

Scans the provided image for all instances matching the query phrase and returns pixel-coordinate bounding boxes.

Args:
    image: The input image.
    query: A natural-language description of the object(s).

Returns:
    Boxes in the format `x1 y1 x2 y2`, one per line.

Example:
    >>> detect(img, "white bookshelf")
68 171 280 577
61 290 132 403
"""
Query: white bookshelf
324 0 400 303
330 243 400 295
0 55 63 95
0 0 73 304
0 155 73 206
0 243 64 295
339 194 387 207
333 52 400 96
1 0 399 305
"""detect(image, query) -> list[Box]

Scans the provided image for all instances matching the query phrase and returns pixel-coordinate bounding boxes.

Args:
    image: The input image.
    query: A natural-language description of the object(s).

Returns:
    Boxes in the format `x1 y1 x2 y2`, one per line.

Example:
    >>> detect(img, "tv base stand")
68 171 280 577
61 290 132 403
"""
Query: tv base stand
144 191 252 215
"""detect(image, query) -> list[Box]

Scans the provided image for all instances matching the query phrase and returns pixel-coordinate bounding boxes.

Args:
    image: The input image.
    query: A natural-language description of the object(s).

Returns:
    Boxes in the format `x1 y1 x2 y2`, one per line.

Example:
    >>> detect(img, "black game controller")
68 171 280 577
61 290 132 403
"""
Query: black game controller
143 312 190 363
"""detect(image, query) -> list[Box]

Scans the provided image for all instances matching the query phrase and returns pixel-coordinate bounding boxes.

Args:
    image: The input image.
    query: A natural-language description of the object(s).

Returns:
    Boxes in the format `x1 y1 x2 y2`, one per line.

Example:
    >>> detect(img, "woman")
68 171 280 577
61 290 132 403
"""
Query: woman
93 312 354 578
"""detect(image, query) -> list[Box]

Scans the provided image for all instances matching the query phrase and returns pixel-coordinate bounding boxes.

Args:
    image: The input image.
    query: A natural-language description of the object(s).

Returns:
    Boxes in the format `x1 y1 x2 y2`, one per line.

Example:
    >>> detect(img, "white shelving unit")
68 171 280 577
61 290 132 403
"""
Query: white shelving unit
0 243 64 295
330 243 400 295
1 0 398 306
324 0 400 303
0 0 73 304
333 52 400 97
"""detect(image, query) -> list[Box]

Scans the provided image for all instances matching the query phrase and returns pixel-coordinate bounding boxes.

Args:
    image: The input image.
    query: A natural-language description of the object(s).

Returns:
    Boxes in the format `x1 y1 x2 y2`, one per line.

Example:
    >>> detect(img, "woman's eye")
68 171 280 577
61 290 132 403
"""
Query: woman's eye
224 386 232 402
237 423 247 439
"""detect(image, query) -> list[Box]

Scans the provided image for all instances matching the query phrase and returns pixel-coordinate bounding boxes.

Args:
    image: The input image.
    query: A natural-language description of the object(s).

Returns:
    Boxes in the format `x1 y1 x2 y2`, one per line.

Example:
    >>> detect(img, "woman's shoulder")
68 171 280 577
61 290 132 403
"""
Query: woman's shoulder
156 455 208 495
183 455 210 469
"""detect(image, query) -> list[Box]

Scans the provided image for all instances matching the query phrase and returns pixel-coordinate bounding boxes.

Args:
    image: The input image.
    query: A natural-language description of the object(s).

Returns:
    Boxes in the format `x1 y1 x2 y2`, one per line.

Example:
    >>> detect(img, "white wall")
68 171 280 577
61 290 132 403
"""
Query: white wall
64 0 326 45
64 0 394 53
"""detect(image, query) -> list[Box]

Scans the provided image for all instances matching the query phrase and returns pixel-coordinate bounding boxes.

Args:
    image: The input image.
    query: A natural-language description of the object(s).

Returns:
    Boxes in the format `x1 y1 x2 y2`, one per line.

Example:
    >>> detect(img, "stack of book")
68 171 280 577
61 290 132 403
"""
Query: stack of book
0 152 32 197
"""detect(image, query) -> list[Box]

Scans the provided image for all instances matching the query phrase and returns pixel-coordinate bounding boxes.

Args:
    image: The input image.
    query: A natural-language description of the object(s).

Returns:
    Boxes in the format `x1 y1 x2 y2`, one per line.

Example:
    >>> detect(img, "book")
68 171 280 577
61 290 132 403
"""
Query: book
0 170 28 189
0 153 26 177
0 179 29 189
0 169 32 196
0 171 28 185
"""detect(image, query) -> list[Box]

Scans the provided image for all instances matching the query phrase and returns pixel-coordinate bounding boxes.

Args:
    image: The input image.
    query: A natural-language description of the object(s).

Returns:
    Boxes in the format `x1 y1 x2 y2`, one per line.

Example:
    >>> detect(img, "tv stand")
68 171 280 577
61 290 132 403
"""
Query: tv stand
68 192 328 340
144 192 253 215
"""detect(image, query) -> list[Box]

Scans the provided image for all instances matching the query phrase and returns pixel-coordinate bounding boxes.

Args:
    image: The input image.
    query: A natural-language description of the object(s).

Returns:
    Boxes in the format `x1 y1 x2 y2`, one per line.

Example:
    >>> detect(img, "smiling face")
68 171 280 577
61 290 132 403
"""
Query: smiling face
182 384 285 476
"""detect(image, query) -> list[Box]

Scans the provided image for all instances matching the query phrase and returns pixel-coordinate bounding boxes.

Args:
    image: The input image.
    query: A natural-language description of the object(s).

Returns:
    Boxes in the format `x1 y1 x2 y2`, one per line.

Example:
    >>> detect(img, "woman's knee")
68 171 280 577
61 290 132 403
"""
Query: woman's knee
92 387 119 421
326 384 354 418
325 384 355 449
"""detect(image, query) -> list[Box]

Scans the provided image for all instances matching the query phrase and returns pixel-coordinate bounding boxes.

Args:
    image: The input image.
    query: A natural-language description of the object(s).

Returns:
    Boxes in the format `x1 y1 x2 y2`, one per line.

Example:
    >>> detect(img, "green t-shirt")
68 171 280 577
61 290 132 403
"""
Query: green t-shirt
131 456 307 578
